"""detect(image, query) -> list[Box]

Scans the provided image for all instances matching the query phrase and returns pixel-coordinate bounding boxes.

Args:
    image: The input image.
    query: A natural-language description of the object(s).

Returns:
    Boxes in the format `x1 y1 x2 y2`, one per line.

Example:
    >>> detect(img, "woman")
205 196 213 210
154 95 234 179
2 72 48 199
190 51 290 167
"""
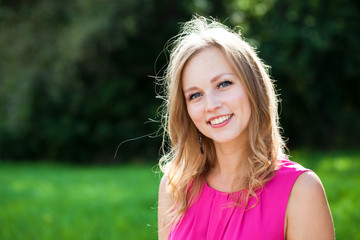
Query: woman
157 16 334 240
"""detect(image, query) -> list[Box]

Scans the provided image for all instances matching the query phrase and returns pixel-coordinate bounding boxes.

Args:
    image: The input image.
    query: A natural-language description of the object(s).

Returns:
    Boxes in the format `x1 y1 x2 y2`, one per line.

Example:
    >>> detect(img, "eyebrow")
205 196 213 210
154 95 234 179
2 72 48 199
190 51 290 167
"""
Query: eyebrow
183 72 235 94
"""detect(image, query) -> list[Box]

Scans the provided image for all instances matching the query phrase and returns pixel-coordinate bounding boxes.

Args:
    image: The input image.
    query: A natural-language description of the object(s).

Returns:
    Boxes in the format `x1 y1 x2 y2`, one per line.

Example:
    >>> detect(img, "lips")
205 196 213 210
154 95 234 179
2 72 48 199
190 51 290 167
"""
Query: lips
208 114 233 126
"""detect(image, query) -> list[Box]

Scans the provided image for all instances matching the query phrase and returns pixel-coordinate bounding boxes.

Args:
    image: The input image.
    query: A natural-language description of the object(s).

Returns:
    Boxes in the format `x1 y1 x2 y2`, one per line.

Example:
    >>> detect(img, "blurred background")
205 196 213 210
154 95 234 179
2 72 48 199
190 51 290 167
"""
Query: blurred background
0 0 359 239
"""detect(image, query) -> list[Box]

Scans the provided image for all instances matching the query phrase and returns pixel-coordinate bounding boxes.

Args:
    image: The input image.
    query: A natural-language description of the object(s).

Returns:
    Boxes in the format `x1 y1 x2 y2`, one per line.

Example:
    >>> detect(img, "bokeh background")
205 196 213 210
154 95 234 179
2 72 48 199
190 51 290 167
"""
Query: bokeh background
0 0 359 239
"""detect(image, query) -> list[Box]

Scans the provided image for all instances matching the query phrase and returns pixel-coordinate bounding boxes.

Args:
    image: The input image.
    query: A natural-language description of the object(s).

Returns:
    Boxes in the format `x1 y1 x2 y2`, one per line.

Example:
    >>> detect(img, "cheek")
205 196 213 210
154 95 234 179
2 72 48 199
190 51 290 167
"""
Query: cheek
229 91 251 118
240 95 252 122
186 104 203 124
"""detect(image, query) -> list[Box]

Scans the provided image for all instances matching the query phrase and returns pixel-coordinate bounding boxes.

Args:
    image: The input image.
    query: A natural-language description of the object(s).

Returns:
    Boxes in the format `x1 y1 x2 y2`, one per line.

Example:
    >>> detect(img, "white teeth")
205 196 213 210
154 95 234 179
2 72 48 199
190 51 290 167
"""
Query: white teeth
210 115 232 125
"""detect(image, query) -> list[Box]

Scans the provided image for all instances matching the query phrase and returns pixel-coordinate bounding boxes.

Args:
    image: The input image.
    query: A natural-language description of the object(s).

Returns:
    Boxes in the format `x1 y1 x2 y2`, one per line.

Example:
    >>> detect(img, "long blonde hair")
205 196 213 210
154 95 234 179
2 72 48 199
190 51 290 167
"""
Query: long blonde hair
158 16 286 226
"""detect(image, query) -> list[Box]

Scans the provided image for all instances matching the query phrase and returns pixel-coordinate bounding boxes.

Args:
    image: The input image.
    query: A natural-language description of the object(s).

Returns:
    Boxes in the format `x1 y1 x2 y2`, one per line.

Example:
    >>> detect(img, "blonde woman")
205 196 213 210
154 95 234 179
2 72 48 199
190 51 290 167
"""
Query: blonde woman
157 16 334 240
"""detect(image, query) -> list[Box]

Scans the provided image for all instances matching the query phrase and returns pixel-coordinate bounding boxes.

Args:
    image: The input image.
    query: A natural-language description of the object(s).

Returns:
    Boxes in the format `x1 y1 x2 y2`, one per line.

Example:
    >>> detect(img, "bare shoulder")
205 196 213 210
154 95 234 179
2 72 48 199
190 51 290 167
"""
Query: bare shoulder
292 171 325 197
159 175 172 204
158 175 172 240
159 174 169 196
285 171 335 240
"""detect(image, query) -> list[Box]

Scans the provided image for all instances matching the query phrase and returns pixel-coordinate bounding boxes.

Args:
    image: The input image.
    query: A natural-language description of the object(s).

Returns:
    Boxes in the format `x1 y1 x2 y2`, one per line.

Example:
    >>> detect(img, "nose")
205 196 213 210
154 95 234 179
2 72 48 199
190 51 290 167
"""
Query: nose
204 91 221 112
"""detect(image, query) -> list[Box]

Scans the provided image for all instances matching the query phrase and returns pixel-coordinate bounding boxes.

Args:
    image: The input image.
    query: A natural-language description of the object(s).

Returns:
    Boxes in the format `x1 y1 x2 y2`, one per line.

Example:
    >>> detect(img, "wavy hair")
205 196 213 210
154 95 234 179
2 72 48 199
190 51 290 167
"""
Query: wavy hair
158 16 286 227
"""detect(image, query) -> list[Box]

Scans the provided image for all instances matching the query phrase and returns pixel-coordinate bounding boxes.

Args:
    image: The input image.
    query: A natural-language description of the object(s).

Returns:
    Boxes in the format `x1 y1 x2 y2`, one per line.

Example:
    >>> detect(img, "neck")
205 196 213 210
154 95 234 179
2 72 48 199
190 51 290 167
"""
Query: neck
209 137 250 191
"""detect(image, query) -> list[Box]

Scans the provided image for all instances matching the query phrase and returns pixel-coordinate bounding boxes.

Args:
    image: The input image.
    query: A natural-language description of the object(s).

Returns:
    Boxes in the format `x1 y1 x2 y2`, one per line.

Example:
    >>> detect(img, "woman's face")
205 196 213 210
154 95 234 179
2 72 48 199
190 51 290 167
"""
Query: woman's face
182 47 252 146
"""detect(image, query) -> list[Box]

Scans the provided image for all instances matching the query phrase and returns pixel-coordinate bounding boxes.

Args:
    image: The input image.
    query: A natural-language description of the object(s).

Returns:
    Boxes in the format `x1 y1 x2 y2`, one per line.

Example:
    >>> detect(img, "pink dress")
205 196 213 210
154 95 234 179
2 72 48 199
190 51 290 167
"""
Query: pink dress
169 159 309 240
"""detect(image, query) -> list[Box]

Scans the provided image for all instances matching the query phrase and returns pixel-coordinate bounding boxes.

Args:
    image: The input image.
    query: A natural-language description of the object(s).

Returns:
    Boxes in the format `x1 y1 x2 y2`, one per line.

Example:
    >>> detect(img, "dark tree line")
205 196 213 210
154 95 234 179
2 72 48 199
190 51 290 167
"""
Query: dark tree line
0 0 358 163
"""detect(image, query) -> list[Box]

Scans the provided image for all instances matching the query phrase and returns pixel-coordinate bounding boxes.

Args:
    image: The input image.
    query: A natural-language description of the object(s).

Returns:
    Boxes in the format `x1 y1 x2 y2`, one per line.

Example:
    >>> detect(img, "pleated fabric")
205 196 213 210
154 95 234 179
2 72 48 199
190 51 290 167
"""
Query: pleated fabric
169 158 309 240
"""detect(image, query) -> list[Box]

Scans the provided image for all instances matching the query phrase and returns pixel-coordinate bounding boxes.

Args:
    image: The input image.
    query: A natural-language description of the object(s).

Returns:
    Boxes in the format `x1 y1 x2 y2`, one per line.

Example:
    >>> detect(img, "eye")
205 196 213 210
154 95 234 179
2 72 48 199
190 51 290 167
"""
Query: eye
218 80 233 88
189 92 201 100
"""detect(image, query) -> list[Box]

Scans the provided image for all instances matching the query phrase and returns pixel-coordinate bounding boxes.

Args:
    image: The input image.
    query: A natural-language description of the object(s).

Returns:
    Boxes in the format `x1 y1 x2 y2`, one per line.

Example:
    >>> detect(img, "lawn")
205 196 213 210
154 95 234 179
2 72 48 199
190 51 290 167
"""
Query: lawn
0 162 161 240
0 151 359 239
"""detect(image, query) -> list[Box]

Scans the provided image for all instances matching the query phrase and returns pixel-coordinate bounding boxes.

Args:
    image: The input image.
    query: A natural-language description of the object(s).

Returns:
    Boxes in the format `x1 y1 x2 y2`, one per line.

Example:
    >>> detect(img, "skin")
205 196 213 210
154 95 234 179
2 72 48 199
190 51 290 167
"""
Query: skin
158 47 334 239
182 47 252 193
158 176 172 240
285 171 335 239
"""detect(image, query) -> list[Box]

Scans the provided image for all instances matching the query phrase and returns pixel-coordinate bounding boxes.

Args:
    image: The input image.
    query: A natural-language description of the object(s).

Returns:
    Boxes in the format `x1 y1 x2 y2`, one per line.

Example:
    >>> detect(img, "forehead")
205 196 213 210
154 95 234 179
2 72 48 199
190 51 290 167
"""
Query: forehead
181 47 235 88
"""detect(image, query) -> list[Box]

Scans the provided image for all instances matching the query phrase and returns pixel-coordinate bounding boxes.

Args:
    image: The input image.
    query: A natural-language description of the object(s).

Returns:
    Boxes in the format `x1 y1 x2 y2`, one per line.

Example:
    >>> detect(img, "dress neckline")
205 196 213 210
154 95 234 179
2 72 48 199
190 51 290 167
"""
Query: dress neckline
204 180 243 195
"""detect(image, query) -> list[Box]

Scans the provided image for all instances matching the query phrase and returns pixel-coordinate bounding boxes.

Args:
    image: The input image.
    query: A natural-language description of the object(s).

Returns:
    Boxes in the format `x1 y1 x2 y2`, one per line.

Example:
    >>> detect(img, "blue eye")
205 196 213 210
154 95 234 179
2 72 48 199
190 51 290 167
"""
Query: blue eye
189 92 201 100
218 80 233 88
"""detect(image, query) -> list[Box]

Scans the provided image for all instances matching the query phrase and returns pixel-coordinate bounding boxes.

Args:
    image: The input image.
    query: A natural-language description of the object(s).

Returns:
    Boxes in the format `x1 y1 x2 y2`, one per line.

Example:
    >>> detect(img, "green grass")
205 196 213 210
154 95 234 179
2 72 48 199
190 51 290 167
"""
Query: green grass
0 150 359 239
0 162 161 240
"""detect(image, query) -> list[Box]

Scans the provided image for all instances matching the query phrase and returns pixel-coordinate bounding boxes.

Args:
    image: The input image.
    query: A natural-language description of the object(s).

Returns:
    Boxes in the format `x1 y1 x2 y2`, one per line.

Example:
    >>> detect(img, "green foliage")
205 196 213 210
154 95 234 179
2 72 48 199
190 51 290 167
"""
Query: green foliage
0 0 182 162
0 0 359 162
237 0 360 148
0 0 235 162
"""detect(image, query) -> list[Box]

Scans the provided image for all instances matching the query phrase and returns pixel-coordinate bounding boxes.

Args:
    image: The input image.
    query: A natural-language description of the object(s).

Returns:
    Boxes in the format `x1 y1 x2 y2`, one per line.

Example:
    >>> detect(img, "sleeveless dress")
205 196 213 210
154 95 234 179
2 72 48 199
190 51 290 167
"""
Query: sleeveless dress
169 158 309 240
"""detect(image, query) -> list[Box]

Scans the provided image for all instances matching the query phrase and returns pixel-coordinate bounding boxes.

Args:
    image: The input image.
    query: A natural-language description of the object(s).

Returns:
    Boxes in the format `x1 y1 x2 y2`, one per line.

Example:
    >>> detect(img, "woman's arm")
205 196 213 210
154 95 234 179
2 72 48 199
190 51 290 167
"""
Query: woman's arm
158 175 171 240
285 171 335 240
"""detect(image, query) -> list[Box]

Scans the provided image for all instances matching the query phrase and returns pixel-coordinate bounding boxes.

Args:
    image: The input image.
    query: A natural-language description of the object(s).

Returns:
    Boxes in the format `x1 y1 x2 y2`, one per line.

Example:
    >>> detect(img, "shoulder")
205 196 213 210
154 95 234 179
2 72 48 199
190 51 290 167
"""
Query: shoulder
291 171 323 194
158 175 172 240
159 174 168 195
158 174 172 212
265 159 308 191
285 171 335 239
288 171 327 208
277 158 308 174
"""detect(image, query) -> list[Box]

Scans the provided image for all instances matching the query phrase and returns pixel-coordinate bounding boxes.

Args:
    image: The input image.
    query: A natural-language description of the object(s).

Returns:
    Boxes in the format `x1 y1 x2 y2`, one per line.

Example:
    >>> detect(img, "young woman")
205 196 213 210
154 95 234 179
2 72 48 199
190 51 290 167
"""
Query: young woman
157 16 334 240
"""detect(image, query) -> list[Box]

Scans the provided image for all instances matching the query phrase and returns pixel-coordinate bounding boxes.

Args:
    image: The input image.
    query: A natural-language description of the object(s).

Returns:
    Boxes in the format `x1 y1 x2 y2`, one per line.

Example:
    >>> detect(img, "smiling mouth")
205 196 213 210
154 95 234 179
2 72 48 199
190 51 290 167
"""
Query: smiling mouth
208 114 233 125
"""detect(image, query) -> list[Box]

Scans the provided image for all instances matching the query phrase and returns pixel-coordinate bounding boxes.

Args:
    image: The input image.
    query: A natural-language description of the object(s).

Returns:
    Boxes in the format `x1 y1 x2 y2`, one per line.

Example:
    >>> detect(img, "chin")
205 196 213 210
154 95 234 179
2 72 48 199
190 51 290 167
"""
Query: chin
213 137 238 144
212 132 245 144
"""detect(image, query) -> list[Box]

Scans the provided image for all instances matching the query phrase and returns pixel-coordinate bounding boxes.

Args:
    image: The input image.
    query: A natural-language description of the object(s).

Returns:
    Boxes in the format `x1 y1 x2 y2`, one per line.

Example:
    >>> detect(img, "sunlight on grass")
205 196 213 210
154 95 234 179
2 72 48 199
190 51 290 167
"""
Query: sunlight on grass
0 163 160 240
1 151 359 239
332 157 352 171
